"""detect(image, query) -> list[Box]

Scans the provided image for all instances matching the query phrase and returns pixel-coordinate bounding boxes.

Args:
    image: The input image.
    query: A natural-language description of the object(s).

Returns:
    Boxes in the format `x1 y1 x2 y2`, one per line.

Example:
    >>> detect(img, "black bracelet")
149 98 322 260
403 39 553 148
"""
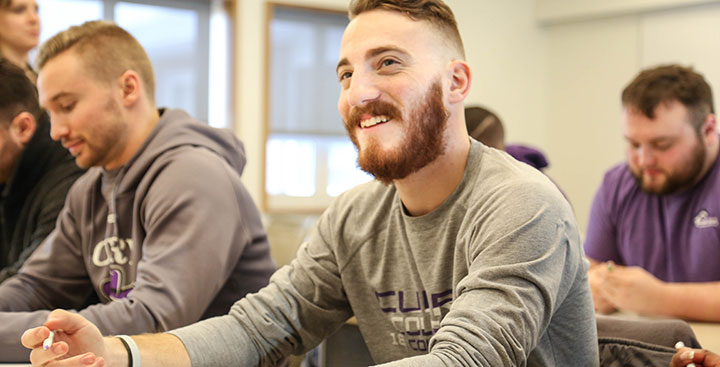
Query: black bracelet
117 335 138 367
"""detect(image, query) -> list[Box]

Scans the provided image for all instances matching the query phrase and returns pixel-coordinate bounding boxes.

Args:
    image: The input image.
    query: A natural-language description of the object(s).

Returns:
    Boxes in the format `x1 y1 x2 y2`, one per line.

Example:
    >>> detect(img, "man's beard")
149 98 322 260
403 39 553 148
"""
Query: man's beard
344 80 448 185
632 133 707 195
71 96 127 169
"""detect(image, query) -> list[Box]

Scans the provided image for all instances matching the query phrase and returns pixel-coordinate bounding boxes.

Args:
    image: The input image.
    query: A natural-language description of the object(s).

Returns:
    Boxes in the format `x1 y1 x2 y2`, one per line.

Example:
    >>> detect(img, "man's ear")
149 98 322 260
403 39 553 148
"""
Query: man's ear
10 112 37 146
447 60 471 104
702 113 717 144
117 70 142 107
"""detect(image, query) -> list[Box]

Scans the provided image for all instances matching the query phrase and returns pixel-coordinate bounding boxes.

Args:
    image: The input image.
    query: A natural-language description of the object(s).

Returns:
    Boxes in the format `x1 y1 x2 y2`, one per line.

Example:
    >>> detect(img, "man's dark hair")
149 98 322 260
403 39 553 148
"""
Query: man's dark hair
349 0 465 59
465 106 504 150
622 64 714 131
0 58 42 124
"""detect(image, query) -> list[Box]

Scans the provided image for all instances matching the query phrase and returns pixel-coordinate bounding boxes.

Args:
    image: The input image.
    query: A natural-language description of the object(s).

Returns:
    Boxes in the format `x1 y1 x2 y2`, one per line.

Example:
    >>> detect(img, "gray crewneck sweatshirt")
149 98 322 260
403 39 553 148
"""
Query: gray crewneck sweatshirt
173 140 599 366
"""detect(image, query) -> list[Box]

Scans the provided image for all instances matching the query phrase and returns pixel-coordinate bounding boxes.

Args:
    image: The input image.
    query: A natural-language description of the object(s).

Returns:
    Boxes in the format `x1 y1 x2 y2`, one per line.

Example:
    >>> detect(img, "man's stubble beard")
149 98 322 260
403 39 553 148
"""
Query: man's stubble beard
632 132 707 195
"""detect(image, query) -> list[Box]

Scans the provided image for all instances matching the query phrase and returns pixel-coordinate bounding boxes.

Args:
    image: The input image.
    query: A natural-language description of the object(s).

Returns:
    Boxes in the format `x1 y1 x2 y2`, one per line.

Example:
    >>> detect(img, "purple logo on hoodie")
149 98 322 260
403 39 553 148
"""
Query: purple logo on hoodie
102 268 133 299
93 237 135 300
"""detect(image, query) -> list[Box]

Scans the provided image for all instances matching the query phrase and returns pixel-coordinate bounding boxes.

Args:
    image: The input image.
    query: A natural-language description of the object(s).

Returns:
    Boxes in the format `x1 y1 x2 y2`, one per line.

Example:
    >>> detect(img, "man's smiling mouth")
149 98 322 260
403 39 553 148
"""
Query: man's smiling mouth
360 115 390 128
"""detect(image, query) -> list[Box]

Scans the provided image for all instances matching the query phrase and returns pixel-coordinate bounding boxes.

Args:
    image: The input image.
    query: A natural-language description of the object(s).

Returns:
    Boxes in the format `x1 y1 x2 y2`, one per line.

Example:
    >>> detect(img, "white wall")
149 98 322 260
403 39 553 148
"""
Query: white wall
233 0 720 236
641 2 720 108
454 1 548 148
544 15 640 232
536 0 718 24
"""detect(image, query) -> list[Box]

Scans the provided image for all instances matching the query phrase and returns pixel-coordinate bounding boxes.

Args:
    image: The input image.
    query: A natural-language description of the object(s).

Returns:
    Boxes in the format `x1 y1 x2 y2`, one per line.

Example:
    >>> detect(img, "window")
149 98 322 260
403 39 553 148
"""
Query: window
265 4 372 212
34 0 230 127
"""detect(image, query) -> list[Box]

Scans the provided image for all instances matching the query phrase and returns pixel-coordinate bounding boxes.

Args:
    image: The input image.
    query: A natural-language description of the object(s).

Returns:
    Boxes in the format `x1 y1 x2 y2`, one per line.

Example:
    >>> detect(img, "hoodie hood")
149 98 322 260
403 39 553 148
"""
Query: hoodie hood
111 108 246 195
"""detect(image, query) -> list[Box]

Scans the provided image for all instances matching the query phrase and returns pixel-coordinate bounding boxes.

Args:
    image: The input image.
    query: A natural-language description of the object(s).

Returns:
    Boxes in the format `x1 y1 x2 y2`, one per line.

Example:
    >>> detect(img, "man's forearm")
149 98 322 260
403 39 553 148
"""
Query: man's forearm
106 334 190 367
656 282 720 321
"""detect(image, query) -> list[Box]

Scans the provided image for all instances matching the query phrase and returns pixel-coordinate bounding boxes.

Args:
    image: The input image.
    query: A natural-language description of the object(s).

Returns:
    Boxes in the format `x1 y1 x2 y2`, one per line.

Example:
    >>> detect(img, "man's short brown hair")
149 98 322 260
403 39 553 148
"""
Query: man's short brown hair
0 59 41 124
36 20 155 103
621 64 714 132
349 0 465 59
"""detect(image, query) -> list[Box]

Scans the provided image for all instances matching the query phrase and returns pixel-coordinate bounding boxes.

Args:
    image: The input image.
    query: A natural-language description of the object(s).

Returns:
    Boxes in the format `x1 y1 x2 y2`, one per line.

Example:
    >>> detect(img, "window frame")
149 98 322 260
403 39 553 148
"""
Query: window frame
262 2 359 214
105 0 211 121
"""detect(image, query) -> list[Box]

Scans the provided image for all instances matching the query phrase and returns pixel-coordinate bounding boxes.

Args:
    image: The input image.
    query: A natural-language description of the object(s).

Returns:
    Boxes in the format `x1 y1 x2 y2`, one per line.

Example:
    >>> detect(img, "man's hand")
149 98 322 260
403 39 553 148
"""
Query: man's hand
599 264 665 314
588 261 617 314
671 347 720 367
22 309 105 366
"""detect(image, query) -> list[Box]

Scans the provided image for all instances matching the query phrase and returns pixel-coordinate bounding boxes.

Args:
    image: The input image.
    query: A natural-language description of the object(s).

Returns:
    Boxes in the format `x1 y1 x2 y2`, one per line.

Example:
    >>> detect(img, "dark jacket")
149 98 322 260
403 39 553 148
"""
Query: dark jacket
0 113 84 282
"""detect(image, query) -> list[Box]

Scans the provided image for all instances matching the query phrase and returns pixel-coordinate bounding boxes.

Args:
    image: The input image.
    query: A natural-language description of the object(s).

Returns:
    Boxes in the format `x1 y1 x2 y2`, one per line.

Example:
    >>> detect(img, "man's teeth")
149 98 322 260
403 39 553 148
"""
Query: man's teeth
360 115 389 128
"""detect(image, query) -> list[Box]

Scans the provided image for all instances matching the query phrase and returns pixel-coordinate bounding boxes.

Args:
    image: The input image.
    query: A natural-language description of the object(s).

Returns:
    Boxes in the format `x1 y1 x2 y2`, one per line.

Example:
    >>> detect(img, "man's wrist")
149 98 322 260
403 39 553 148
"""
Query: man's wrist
105 336 131 367
660 281 689 318
116 335 141 367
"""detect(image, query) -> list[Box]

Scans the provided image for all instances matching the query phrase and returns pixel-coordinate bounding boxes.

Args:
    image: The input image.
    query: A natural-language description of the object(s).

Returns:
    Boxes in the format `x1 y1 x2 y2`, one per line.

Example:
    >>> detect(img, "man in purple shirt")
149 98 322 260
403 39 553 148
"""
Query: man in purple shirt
585 64 720 321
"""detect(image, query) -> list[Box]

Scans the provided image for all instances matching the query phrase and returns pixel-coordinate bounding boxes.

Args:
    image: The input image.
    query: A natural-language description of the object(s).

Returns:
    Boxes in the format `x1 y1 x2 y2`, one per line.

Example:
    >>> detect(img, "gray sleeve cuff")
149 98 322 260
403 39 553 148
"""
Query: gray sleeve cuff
169 315 258 367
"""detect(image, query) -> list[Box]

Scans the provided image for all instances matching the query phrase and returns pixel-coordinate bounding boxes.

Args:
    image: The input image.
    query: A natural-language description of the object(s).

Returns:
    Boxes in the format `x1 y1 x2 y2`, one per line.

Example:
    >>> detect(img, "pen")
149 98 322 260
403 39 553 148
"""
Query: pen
674 341 696 367
43 330 55 351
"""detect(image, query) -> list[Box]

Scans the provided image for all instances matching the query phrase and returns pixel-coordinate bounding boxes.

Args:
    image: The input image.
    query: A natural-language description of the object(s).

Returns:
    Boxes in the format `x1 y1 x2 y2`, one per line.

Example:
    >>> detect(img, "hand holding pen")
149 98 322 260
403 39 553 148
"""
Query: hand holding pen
21 309 106 366
672 341 720 367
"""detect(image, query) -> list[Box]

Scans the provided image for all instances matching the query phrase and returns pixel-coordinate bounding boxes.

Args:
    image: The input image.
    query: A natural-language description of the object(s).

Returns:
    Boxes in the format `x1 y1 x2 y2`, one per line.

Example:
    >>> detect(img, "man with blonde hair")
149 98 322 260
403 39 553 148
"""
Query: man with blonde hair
0 20 275 361
35 19 156 106
23 2 597 366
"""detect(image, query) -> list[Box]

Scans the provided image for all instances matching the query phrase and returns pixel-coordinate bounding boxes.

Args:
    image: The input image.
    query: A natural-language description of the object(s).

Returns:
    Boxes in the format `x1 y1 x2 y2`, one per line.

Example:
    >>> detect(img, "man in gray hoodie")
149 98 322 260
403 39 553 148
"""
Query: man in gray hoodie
23 1 598 366
0 20 275 362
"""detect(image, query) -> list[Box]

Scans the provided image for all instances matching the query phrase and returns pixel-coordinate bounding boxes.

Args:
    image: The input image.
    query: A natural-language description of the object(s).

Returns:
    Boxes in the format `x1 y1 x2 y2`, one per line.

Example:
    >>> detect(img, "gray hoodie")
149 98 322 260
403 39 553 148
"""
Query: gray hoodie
0 109 275 362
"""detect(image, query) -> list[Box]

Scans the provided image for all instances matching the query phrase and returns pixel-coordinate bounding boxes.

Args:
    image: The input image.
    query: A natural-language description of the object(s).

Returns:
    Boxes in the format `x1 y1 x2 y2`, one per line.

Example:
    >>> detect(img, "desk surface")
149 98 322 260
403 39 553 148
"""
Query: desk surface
689 321 720 351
